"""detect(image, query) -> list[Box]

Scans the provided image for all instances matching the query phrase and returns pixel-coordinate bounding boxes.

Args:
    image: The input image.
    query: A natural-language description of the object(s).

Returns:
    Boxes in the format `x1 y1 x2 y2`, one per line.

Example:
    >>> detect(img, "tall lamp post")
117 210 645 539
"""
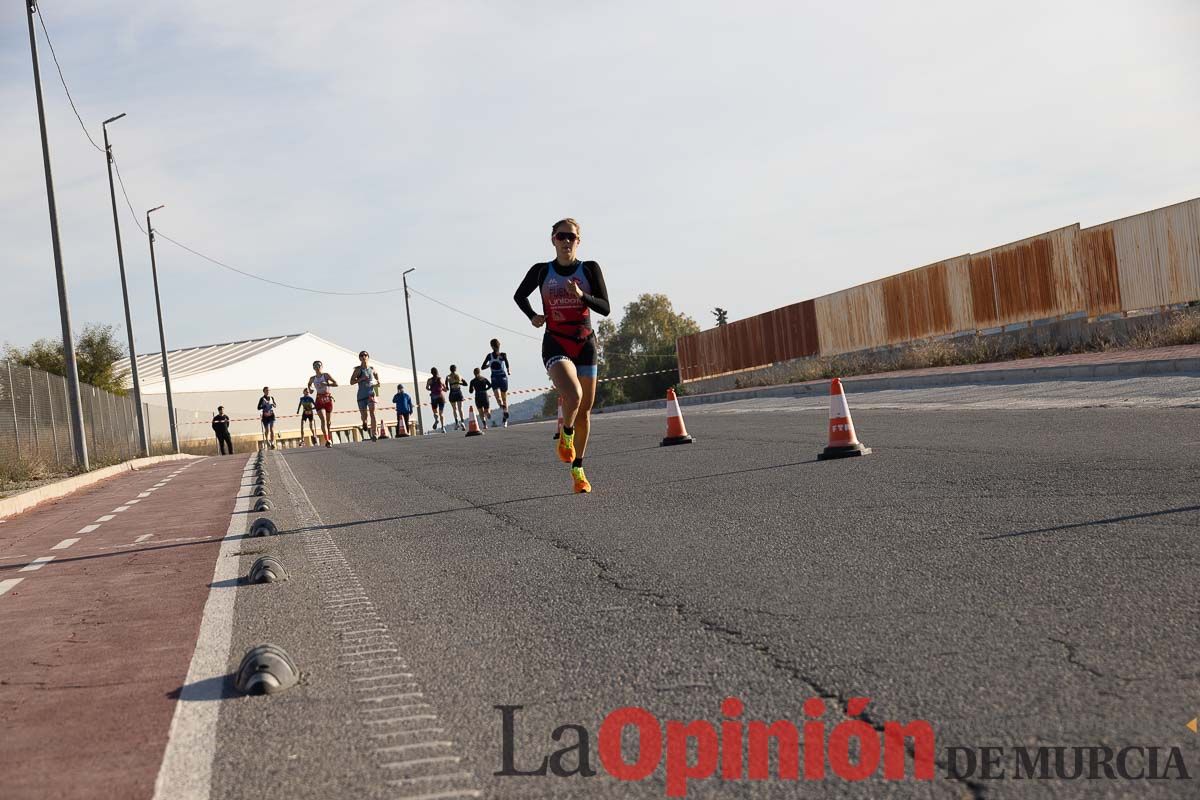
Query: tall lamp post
25 0 88 470
145 205 179 453
402 268 424 435
102 113 148 457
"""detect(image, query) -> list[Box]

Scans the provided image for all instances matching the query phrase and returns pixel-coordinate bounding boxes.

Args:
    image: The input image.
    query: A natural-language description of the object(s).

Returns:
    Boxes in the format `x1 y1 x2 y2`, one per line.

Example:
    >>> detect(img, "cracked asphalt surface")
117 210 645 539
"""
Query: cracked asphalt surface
217 401 1200 799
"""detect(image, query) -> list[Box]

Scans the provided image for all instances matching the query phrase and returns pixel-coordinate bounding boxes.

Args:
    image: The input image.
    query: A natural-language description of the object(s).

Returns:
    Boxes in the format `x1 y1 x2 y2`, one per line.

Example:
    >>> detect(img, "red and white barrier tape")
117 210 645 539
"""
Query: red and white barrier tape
181 366 679 424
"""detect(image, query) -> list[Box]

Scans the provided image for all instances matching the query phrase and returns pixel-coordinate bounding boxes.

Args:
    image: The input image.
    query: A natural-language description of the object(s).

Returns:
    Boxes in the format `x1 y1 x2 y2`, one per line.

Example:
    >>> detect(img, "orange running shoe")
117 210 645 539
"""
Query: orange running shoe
556 431 576 463
571 466 592 493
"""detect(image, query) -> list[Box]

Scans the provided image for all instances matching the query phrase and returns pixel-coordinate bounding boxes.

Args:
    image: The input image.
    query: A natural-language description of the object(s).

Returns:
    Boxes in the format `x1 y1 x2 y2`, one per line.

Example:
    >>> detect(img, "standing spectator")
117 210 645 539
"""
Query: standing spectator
212 406 233 455
392 384 414 435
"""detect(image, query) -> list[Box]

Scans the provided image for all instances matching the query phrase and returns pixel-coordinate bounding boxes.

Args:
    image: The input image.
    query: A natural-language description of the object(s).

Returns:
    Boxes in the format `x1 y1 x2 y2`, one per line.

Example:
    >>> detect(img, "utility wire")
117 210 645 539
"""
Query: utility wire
35 3 103 153
153 231 406 296
110 153 146 234
407 286 539 341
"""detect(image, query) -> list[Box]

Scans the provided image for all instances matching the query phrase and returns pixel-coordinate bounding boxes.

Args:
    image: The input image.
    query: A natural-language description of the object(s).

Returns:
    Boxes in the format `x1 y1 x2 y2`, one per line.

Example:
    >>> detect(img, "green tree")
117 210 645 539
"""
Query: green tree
536 294 698 412
596 293 698 407
4 323 129 395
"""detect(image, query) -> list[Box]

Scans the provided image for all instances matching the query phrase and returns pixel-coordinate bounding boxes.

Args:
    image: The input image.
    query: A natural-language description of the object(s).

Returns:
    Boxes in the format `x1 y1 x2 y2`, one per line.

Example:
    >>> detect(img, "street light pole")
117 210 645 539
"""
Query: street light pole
402 269 424 434
102 114 148 457
145 205 179 453
25 0 88 471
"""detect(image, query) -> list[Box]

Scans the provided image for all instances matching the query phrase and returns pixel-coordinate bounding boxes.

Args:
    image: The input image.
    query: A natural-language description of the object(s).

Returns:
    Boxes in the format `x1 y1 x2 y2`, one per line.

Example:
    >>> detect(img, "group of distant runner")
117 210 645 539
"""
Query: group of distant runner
210 217 609 493
424 341 513 432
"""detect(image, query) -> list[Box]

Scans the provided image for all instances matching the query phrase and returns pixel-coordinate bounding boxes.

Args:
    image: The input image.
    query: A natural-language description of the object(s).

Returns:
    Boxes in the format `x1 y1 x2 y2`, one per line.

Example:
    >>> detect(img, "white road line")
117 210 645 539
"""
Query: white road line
127 500 142 505
136 534 154 543
154 483 167 487
20 556 55 572
384 772 473 787
152 455 252 800
364 715 438 726
371 727 445 740
51 538 80 550
374 741 454 755
360 693 424 703
386 777 475 786
0 578 25 597
96 515 115 522
77 524 100 534
138 492 152 498
351 673 414 682
112 506 130 513
380 756 461 769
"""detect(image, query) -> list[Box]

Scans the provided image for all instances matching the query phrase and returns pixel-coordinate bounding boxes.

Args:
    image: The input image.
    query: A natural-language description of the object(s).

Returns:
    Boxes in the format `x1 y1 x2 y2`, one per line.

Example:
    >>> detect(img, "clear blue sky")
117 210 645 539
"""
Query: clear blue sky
3 1 1198 392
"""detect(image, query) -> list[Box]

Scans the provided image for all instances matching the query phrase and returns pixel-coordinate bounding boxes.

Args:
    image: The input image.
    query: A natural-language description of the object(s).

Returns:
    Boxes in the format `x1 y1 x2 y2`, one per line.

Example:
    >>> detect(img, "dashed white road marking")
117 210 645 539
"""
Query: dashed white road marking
135 534 154 543
112 506 130 513
96 515 115 522
0 578 24 596
20 556 55 572
137 492 152 498
78 524 100 534
51 538 80 550
127 499 142 505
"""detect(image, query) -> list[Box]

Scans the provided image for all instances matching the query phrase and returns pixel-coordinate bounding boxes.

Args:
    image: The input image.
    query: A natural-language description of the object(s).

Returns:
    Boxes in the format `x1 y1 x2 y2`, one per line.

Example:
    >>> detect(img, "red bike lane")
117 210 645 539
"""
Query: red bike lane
0 455 247 800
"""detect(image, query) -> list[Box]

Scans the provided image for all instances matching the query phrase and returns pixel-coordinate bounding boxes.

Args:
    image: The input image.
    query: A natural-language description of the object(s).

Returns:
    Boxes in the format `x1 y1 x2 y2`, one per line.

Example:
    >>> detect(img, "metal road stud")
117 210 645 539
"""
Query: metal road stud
249 555 288 584
252 485 269 497
249 517 278 537
253 498 273 513
253 474 267 486
234 643 300 695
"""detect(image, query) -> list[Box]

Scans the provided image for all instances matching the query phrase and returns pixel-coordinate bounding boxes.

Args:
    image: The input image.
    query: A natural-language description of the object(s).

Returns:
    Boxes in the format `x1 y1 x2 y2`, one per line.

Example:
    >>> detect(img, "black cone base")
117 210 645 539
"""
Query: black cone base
466 430 483 437
818 443 871 460
661 434 695 446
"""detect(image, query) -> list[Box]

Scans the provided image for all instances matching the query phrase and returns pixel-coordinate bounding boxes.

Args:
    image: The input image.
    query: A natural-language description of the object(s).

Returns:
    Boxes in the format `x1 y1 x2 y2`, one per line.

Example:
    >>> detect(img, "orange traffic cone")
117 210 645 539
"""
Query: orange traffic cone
660 388 694 446
396 418 409 437
553 398 563 440
818 378 871 459
465 405 484 437
378 419 389 439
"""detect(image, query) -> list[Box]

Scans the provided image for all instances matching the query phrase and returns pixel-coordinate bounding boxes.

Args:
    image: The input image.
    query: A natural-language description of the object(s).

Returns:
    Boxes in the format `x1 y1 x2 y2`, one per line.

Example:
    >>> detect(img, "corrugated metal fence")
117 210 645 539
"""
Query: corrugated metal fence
678 197 1200 381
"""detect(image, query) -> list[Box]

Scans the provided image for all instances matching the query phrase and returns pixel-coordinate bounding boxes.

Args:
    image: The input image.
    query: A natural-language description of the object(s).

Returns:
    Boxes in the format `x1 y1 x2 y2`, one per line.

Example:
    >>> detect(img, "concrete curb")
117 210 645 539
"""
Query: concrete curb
595 356 1200 415
0 454 202 520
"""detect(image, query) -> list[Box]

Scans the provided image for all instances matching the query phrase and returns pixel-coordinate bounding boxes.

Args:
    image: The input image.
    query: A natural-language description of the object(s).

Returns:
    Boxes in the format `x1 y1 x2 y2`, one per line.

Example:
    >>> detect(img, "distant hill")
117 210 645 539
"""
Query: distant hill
506 393 548 422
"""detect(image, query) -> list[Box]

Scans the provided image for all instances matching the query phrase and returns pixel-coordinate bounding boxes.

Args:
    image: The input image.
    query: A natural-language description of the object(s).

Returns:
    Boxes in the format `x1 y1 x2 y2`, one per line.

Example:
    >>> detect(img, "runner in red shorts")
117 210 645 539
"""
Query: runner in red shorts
306 360 339 447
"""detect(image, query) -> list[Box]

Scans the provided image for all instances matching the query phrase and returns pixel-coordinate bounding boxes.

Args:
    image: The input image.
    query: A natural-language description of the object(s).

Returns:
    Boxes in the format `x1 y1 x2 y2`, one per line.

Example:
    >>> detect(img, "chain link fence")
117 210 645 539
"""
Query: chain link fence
0 360 208 474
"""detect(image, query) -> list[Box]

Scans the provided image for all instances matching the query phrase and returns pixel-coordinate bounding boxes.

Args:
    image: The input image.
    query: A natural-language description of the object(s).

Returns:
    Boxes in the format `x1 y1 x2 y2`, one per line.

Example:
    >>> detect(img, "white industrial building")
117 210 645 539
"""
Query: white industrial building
119 332 427 439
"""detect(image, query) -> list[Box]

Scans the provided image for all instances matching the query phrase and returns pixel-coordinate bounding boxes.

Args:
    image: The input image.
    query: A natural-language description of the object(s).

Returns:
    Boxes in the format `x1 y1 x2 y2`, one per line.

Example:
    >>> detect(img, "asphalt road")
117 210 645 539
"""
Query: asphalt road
211 400 1200 799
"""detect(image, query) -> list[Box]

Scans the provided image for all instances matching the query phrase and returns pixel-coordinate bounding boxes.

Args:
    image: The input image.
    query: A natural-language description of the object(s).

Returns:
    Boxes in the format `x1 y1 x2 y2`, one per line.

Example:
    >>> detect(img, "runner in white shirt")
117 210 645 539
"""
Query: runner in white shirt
306 360 339 447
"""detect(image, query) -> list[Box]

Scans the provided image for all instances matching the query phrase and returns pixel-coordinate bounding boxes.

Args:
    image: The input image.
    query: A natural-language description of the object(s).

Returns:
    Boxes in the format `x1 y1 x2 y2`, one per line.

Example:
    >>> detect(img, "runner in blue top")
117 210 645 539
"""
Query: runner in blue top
350 350 380 442
256 387 278 450
482 338 512 426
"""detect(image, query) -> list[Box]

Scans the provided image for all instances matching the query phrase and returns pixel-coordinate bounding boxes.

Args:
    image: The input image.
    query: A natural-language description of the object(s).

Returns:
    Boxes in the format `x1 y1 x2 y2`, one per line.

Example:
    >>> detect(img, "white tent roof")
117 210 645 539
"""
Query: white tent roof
122 332 426 395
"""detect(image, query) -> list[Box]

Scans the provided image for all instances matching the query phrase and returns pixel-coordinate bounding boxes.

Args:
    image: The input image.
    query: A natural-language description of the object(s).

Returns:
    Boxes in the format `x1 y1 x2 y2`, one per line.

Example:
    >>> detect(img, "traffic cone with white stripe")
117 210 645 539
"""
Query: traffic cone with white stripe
378 419 389 439
818 378 871 460
660 388 694 446
465 406 484 437
553 398 563 440
396 417 409 437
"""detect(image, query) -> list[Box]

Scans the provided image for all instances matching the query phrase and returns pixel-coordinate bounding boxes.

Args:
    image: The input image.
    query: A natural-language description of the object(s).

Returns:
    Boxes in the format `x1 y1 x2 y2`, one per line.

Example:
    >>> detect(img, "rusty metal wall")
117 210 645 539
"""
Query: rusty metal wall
676 198 1200 381
677 301 819 380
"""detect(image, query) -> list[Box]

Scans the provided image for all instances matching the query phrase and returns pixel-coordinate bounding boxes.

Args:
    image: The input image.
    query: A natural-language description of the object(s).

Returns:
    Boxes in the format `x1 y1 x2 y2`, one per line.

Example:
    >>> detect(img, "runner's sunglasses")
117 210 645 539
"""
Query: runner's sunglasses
554 232 577 242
